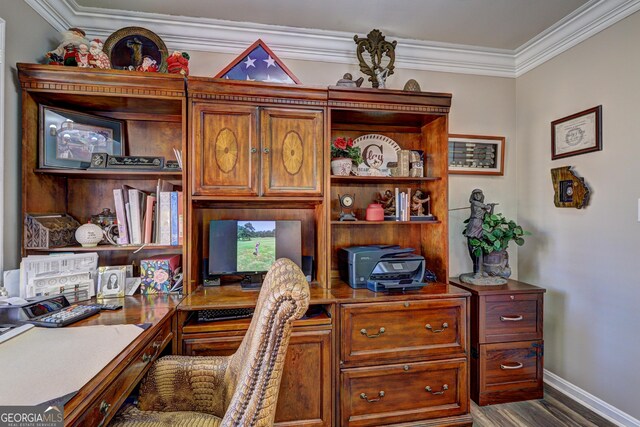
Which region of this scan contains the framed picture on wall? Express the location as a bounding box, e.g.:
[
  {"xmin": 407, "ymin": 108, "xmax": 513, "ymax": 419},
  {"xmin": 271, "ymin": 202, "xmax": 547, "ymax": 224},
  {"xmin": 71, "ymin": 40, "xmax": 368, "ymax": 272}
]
[
  {"xmin": 448, "ymin": 134, "xmax": 505, "ymax": 176},
  {"xmin": 551, "ymin": 105, "xmax": 602, "ymax": 160}
]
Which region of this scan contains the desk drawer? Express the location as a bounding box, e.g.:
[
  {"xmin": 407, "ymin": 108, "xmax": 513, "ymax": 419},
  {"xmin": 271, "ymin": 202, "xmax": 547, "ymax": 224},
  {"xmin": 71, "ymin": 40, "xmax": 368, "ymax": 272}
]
[
  {"xmin": 479, "ymin": 340, "xmax": 543, "ymax": 402},
  {"xmin": 72, "ymin": 322, "xmax": 172, "ymax": 427},
  {"xmin": 341, "ymin": 299, "xmax": 466, "ymax": 366},
  {"xmin": 341, "ymin": 358, "xmax": 468, "ymax": 427},
  {"xmin": 482, "ymin": 293, "xmax": 542, "ymax": 343}
]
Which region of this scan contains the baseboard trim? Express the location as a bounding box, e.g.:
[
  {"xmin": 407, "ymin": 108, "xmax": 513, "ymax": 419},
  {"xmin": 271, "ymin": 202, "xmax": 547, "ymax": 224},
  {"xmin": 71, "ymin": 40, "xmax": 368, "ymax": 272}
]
[{"xmin": 544, "ymin": 369, "xmax": 640, "ymax": 427}]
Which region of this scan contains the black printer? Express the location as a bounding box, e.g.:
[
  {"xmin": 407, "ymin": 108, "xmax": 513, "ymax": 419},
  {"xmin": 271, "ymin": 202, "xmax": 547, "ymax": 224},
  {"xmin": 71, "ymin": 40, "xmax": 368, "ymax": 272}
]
[{"xmin": 338, "ymin": 245, "xmax": 429, "ymax": 292}]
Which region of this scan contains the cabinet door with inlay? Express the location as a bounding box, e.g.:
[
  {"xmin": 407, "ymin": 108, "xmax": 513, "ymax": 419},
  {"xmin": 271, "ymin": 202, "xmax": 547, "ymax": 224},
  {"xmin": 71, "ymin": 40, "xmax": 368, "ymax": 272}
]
[
  {"xmin": 260, "ymin": 108, "xmax": 323, "ymax": 197},
  {"xmin": 192, "ymin": 103, "xmax": 259, "ymax": 196}
]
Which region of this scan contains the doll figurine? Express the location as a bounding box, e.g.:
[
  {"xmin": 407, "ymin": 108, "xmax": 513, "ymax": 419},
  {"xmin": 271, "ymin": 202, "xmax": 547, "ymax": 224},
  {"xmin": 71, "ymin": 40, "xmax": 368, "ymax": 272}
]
[
  {"xmin": 88, "ymin": 39, "xmax": 111, "ymax": 69},
  {"xmin": 46, "ymin": 27, "xmax": 88, "ymax": 66},
  {"xmin": 137, "ymin": 56, "xmax": 159, "ymax": 72},
  {"xmin": 167, "ymin": 51, "xmax": 190, "ymax": 75},
  {"xmin": 75, "ymin": 43, "xmax": 91, "ymax": 68}
]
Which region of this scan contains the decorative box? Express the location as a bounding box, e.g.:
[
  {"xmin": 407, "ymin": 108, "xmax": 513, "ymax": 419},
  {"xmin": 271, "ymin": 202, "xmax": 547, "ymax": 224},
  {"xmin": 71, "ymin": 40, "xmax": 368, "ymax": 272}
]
[
  {"xmin": 24, "ymin": 213, "xmax": 80, "ymax": 249},
  {"xmin": 140, "ymin": 254, "xmax": 181, "ymax": 294}
]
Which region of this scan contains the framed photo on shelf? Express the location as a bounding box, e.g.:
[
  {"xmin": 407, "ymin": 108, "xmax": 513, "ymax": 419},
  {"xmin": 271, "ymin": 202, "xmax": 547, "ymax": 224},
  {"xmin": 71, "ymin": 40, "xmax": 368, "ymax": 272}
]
[
  {"xmin": 97, "ymin": 265, "xmax": 128, "ymax": 298},
  {"xmin": 551, "ymin": 105, "xmax": 602, "ymax": 160},
  {"xmin": 448, "ymin": 134, "xmax": 505, "ymax": 176},
  {"xmin": 39, "ymin": 106, "xmax": 125, "ymax": 170}
]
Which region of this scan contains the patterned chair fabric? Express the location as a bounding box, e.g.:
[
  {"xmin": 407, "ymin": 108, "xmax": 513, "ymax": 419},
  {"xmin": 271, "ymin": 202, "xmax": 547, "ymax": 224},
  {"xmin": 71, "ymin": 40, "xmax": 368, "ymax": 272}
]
[{"xmin": 110, "ymin": 258, "xmax": 310, "ymax": 427}]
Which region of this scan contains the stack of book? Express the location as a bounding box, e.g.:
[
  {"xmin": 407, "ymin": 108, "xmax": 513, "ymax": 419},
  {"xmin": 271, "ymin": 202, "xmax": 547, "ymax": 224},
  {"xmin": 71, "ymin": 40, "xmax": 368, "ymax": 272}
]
[{"xmin": 113, "ymin": 179, "xmax": 183, "ymax": 246}]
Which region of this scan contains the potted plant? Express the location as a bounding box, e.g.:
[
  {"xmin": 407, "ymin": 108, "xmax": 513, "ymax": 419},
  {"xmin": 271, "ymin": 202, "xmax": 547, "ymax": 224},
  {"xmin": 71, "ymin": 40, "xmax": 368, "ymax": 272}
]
[
  {"xmin": 465, "ymin": 212, "xmax": 530, "ymax": 278},
  {"xmin": 330, "ymin": 137, "xmax": 363, "ymax": 176}
]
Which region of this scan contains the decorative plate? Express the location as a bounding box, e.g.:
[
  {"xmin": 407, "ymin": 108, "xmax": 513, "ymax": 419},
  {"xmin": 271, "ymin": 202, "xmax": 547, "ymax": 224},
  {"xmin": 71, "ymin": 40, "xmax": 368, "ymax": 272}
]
[
  {"xmin": 352, "ymin": 134, "xmax": 401, "ymax": 176},
  {"xmin": 104, "ymin": 26, "xmax": 168, "ymax": 72}
]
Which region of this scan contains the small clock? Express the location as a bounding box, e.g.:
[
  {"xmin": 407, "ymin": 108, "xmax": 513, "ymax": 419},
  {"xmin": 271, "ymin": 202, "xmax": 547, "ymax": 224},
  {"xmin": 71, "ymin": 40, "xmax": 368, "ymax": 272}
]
[{"xmin": 339, "ymin": 194, "xmax": 357, "ymax": 221}]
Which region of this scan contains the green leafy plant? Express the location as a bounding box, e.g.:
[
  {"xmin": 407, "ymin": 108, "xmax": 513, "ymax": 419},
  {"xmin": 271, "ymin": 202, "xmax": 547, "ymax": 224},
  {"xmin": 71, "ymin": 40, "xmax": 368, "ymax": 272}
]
[
  {"xmin": 330, "ymin": 137, "xmax": 363, "ymax": 166},
  {"xmin": 464, "ymin": 213, "xmax": 530, "ymax": 258}
]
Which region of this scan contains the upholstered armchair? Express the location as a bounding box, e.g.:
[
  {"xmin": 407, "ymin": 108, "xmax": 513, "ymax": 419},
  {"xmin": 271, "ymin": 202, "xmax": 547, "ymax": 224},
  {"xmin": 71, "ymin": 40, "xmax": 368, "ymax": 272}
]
[{"xmin": 111, "ymin": 258, "xmax": 310, "ymax": 427}]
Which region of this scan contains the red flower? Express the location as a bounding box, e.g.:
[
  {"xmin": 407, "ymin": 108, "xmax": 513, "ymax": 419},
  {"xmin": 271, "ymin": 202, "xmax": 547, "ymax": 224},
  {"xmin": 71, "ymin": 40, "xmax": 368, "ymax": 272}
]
[
  {"xmin": 333, "ymin": 137, "xmax": 347, "ymax": 150},
  {"xmin": 346, "ymin": 138, "xmax": 354, "ymax": 147}
]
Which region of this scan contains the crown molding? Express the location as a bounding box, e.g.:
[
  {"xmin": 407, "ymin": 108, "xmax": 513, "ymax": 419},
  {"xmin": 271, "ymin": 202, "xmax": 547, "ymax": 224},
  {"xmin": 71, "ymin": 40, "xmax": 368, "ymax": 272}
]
[
  {"xmin": 515, "ymin": 0, "xmax": 640, "ymax": 76},
  {"xmin": 25, "ymin": 0, "xmax": 640, "ymax": 79}
]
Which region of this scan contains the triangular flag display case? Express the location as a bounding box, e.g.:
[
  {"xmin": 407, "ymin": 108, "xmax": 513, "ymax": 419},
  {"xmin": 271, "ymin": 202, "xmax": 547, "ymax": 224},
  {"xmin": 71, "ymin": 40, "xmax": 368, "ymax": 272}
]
[{"xmin": 214, "ymin": 39, "xmax": 300, "ymax": 84}]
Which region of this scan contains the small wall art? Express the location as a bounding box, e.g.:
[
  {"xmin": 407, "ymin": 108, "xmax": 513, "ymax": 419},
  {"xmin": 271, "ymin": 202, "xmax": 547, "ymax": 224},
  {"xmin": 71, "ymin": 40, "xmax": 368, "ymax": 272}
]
[
  {"xmin": 215, "ymin": 39, "xmax": 300, "ymax": 84},
  {"xmin": 448, "ymin": 134, "xmax": 505, "ymax": 176},
  {"xmin": 551, "ymin": 166, "xmax": 590, "ymax": 209},
  {"xmin": 551, "ymin": 105, "xmax": 602, "ymax": 160}
]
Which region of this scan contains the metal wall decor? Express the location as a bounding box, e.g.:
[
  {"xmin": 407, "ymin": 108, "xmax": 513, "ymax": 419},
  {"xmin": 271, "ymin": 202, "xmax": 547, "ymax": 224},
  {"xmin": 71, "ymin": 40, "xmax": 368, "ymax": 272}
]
[{"xmin": 354, "ymin": 29, "xmax": 397, "ymax": 88}]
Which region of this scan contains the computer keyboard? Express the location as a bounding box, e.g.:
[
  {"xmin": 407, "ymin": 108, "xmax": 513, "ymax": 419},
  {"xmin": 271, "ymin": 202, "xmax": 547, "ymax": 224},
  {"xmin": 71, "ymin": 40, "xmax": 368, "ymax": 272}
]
[
  {"xmin": 197, "ymin": 307, "xmax": 254, "ymax": 322},
  {"xmin": 27, "ymin": 304, "xmax": 102, "ymax": 328}
]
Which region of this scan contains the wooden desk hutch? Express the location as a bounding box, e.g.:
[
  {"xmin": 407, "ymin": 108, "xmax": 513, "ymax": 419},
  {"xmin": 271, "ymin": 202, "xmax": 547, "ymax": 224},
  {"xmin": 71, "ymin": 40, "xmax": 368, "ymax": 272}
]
[{"xmin": 18, "ymin": 64, "xmax": 472, "ymax": 427}]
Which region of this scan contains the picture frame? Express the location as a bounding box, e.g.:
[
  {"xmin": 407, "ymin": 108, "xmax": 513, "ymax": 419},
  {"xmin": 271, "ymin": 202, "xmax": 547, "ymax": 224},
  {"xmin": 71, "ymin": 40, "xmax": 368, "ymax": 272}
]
[
  {"xmin": 40, "ymin": 106, "xmax": 125, "ymax": 170},
  {"xmin": 104, "ymin": 26, "xmax": 168, "ymax": 72},
  {"xmin": 97, "ymin": 265, "xmax": 128, "ymax": 299},
  {"xmin": 448, "ymin": 134, "xmax": 505, "ymax": 176},
  {"xmin": 551, "ymin": 105, "xmax": 602, "ymax": 160}
]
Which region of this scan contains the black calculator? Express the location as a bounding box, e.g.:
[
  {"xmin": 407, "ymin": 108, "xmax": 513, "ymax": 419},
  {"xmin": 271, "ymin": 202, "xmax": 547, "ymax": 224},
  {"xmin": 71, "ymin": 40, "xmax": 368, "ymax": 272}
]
[{"xmin": 22, "ymin": 296, "xmax": 102, "ymax": 328}]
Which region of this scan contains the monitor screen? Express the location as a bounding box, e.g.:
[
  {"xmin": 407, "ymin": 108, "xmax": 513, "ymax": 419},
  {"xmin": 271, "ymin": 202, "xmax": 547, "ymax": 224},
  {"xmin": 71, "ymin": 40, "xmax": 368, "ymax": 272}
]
[{"xmin": 208, "ymin": 220, "xmax": 301, "ymax": 276}]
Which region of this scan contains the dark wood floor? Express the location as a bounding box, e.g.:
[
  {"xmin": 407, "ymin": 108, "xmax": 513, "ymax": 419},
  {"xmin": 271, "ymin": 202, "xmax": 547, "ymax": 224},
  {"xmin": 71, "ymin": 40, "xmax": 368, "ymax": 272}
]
[{"xmin": 471, "ymin": 385, "xmax": 617, "ymax": 427}]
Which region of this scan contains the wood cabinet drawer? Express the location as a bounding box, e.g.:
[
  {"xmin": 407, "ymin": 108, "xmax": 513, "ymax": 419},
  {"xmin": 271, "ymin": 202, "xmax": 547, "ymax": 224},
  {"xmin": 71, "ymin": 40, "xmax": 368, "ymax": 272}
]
[
  {"xmin": 341, "ymin": 358, "xmax": 468, "ymax": 427},
  {"xmin": 72, "ymin": 321, "xmax": 173, "ymax": 426},
  {"xmin": 479, "ymin": 340, "xmax": 543, "ymax": 403},
  {"xmin": 183, "ymin": 329, "xmax": 332, "ymax": 427},
  {"xmin": 341, "ymin": 299, "xmax": 467, "ymax": 366},
  {"xmin": 482, "ymin": 293, "xmax": 542, "ymax": 343}
]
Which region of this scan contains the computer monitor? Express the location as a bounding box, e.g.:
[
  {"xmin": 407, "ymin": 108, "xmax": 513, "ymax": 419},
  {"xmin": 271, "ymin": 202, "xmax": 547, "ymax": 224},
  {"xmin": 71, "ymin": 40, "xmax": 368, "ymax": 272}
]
[{"xmin": 208, "ymin": 220, "xmax": 302, "ymax": 283}]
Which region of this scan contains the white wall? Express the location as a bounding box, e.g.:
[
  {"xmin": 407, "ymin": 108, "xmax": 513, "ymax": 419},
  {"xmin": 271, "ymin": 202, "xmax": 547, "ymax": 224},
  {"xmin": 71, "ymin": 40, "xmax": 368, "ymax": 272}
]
[
  {"xmin": 189, "ymin": 53, "xmax": 517, "ymax": 279},
  {"xmin": 516, "ymin": 10, "xmax": 640, "ymax": 420},
  {"xmin": 2, "ymin": 2, "xmax": 58, "ymax": 270}
]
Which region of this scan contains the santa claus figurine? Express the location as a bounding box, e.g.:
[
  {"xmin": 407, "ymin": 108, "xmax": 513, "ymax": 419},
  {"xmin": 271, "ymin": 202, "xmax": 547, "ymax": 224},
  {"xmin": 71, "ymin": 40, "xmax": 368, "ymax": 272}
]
[
  {"xmin": 88, "ymin": 39, "xmax": 111, "ymax": 69},
  {"xmin": 75, "ymin": 43, "xmax": 91, "ymax": 67},
  {"xmin": 46, "ymin": 27, "xmax": 88, "ymax": 66},
  {"xmin": 137, "ymin": 56, "xmax": 159, "ymax": 72},
  {"xmin": 167, "ymin": 51, "xmax": 190, "ymax": 76}
]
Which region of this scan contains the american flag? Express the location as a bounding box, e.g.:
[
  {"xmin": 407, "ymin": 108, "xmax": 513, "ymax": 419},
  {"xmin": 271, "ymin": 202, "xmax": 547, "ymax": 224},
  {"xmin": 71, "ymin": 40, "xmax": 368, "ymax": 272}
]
[{"xmin": 216, "ymin": 40, "xmax": 299, "ymax": 84}]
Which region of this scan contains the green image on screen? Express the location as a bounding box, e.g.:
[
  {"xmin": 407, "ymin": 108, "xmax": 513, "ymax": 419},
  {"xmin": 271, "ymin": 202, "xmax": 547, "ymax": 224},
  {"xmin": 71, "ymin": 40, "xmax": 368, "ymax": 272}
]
[{"xmin": 237, "ymin": 221, "xmax": 276, "ymax": 272}]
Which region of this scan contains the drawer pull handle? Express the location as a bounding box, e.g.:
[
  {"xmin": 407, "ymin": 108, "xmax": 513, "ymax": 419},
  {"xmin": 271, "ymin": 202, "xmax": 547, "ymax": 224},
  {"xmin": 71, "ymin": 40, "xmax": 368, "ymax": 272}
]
[
  {"xmin": 251, "ymin": 147, "xmax": 257, "ymax": 153},
  {"xmin": 96, "ymin": 400, "xmax": 111, "ymax": 427},
  {"xmin": 263, "ymin": 148, "xmax": 270, "ymax": 154},
  {"xmin": 142, "ymin": 353, "xmax": 152, "ymax": 363},
  {"xmin": 425, "ymin": 322, "xmax": 448, "ymax": 333},
  {"xmin": 500, "ymin": 362, "xmax": 524, "ymax": 370},
  {"xmin": 425, "ymin": 384, "xmax": 449, "ymax": 395},
  {"xmin": 500, "ymin": 315, "xmax": 523, "ymax": 321},
  {"xmin": 360, "ymin": 391, "xmax": 385, "ymax": 402},
  {"xmin": 360, "ymin": 327, "xmax": 385, "ymax": 338}
]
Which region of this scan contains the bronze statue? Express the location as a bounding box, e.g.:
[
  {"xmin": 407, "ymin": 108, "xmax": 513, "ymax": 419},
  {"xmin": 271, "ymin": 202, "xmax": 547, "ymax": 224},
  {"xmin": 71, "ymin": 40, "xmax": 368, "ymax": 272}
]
[
  {"xmin": 377, "ymin": 190, "xmax": 395, "ymax": 216},
  {"xmin": 463, "ymin": 189, "xmax": 496, "ymax": 276},
  {"xmin": 410, "ymin": 190, "xmax": 430, "ymax": 216}
]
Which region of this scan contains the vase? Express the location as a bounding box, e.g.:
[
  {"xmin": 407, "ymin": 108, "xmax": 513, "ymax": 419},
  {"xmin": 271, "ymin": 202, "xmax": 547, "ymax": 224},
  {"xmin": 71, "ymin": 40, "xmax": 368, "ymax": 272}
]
[
  {"xmin": 75, "ymin": 223, "xmax": 104, "ymax": 247},
  {"xmin": 331, "ymin": 158, "xmax": 352, "ymax": 176},
  {"xmin": 365, "ymin": 203, "xmax": 384, "ymax": 221},
  {"xmin": 482, "ymin": 250, "xmax": 511, "ymax": 278}
]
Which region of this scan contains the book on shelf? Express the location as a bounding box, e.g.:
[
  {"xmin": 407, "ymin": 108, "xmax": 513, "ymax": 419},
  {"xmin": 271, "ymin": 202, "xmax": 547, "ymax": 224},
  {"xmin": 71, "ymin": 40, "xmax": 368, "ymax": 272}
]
[
  {"xmin": 143, "ymin": 195, "xmax": 156, "ymax": 244},
  {"xmin": 113, "ymin": 188, "xmax": 129, "ymax": 245},
  {"xmin": 177, "ymin": 191, "xmax": 184, "ymax": 246},
  {"xmin": 158, "ymin": 191, "xmax": 172, "ymax": 245},
  {"xmin": 170, "ymin": 192, "xmax": 179, "ymax": 246}
]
